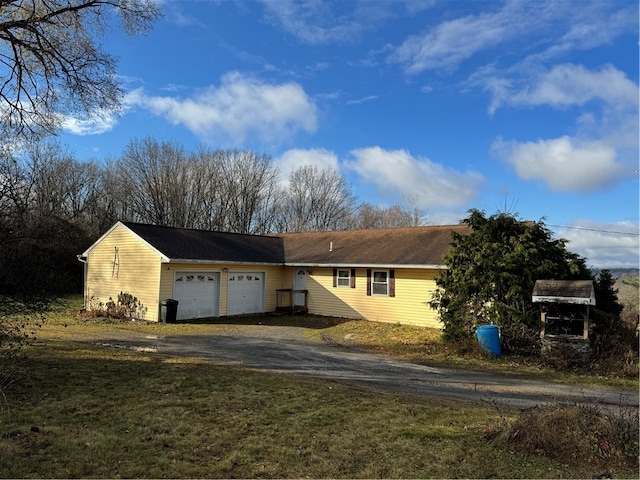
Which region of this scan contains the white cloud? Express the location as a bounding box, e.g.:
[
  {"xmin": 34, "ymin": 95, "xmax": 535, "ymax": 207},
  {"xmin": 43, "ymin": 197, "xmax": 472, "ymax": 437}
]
[
  {"xmin": 346, "ymin": 95, "xmax": 379, "ymax": 105},
  {"xmin": 425, "ymin": 210, "xmax": 466, "ymax": 226},
  {"xmin": 555, "ymin": 220, "xmax": 640, "ymax": 268},
  {"xmin": 388, "ymin": 4, "xmax": 521, "ymax": 74},
  {"xmin": 389, "ymin": 1, "xmax": 638, "ymax": 75},
  {"xmin": 345, "ymin": 146, "xmax": 483, "ymax": 209},
  {"xmin": 260, "ymin": 0, "xmax": 398, "ymax": 45},
  {"xmin": 529, "ymin": 2, "xmax": 638, "ymax": 62},
  {"xmin": 483, "ymin": 63, "xmax": 638, "ymax": 193},
  {"xmin": 61, "ymin": 110, "xmax": 120, "ymax": 135},
  {"xmin": 492, "ymin": 136, "xmax": 627, "ymax": 193},
  {"xmin": 126, "ymin": 72, "xmax": 318, "ymax": 144},
  {"xmin": 260, "ymin": 0, "xmax": 363, "ymax": 45},
  {"xmin": 275, "ymin": 148, "xmax": 339, "ymax": 183},
  {"xmin": 485, "ymin": 63, "xmax": 638, "ymax": 114}
]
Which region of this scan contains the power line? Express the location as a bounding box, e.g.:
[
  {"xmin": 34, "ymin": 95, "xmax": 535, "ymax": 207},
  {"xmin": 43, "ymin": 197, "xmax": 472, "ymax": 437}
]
[{"xmin": 548, "ymin": 224, "xmax": 640, "ymax": 237}]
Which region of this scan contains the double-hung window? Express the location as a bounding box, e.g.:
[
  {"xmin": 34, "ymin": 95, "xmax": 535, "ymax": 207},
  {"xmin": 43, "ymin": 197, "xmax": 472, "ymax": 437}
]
[
  {"xmin": 372, "ymin": 270, "xmax": 389, "ymax": 295},
  {"xmin": 337, "ymin": 269, "xmax": 350, "ymax": 287},
  {"xmin": 333, "ymin": 268, "xmax": 356, "ymax": 288},
  {"xmin": 366, "ymin": 269, "xmax": 395, "ymax": 297}
]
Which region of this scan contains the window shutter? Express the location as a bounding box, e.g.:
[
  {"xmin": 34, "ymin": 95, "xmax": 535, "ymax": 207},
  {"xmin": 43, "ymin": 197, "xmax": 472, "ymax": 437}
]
[
  {"xmin": 350, "ymin": 268, "xmax": 356, "ymax": 288},
  {"xmin": 366, "ymin": 269, "xmax": 371, "ymax": 296},
  {"xmin": 389, "ymin": 269, "xmax": 395, "ymax": 297},
  {"xmin": 333, "ymin": 268, "xmax": 337, "ymax": 288}
]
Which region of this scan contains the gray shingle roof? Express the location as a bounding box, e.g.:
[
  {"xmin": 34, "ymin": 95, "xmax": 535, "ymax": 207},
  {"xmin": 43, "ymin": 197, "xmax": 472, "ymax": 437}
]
[
  {"xmin": 122, "ymin": 222, "xmax": 284, "ymax": 264},
  {"xmin": 281, "ymin": 225, "xmax": 469, "ymax": 266},
  {"xmin": 121, "ymin": 222, "xmax": 466, "ymax": 267}
]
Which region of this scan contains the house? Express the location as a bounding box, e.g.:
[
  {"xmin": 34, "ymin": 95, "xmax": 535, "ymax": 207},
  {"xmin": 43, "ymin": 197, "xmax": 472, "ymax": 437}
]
[{"xmin": 79, "ymin": 221, "xmax": 468, "ymax": 328}]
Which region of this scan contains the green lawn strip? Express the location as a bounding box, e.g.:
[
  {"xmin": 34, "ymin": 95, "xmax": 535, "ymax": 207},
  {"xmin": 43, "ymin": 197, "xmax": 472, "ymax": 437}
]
[
  {"xmin": 305, "ymin": 319, "xmax": 639, "ymax": 390},
  {"xmin": 0, "ymin": 341, "xmax": 615, "ymax": 479}
]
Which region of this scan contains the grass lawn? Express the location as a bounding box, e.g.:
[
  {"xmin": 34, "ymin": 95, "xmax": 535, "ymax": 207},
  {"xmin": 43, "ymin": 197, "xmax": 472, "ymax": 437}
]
[
  {"xmin": 0, "ymin": 296, "xmax": 637, "ymax": 478},
  {"xmin": 43, "ymin": 295, "xmax": 639, "ymax": 390}
]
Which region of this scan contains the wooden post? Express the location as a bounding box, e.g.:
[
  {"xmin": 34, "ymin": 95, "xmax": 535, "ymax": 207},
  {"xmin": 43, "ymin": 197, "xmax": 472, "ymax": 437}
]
[
  {"xmin": 539, "ymin": 306, "xmax": 547, "ymax": 339},
  {"xmin": 582, "ymin": 306, "xmax": 589, "ymax": 340}
]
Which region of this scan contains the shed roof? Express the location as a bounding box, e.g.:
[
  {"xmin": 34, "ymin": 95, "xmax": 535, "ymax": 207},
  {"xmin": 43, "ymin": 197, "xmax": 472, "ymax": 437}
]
[{"xmin": 532, "ymin": 280, "xmax": 596, "ymax": 305}]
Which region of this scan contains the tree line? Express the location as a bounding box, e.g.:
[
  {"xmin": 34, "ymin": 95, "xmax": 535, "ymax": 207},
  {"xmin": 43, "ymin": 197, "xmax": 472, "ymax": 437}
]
[{"xmin": 0, "ymin": 137, "xmax": 423, "ymax": 294}]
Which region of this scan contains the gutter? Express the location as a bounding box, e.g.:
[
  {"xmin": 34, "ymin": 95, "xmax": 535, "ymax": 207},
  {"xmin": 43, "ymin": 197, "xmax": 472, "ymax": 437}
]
[
  {"xmin": 165, "ymin": 259, "xmax": 449, "ymax": 270},
  {"xmin": 165, "ymin": 259, "xmax": 285, "ymax": 266},
  {"xmin": 284, "ymin": 263, "xmax": 449, "ymax": 269}
]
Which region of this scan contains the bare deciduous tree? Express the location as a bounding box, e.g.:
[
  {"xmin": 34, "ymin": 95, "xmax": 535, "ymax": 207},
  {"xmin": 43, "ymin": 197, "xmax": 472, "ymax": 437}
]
[
  {"xmin": 21, "ymin": 140, "xmax": 99, "ymax": 223},
  {"xmin": 283, "ymin": 165, "xmax": 357, "ymax": 232},
  {"xmin": 116, "ymin": 139, "xmax": 282, "ymax": 234},
  {"xmin": 0, "ymin": 139, "xmax": 95, "ymax": 294},
  {"xmin": 0, "ymin": 0, "xmax": 161, "ymax": 141},
  {"xmin": 118, "ymin": 137, "xmax": 194, "ymax": 228},
  {"xmin": 188, "ymin": 146, "xmax": 226, "ymax": 231},
  {"xmin": 351, "ymin": 201, "xmax": 424, "ymax": 229},
  {"xmin": 218, "ymin": 149, "xmax": 281, "ymax": 234}
]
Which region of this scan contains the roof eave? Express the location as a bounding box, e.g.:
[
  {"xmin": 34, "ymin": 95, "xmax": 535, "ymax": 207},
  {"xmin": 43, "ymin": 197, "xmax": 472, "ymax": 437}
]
[
  {"xmin": 164, "ymin": 258, "xmax": 285, "ymax": 266},
  {"xmin": 285, "ymin": 262, "xmax": 448, "ymax": 269},
  {"xmin": 532, "ymin": 295, "xmax": 596, "ymax": 306}
]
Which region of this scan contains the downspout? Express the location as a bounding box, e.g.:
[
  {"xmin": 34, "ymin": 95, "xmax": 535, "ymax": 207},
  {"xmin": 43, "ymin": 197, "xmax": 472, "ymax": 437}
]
[{"xmin": 77, "ymin": 255, "xmax": 88, "ymax": 310}]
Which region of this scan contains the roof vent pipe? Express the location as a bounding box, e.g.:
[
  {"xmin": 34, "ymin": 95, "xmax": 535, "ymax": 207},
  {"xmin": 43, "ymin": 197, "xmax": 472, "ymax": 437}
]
[{"xmin": 329, "ymin": 241, "xmax": 333, "ymax": 252}]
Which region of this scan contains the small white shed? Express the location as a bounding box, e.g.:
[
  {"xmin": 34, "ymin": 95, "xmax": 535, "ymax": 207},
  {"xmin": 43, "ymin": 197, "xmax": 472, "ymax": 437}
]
[{"xmin": 532, "ymin": 279, "xmax": 595, "ymax": 341}]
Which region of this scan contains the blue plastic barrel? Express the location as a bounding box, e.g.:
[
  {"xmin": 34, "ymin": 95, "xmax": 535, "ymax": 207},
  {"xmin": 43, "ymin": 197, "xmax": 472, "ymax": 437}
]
[{"xmin": 476, "ymin": 324, "xmax": 502, "ymax": 357}]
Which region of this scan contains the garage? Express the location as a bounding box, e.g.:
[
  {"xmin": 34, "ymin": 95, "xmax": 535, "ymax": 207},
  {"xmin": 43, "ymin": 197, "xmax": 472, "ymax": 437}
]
[
  {"xmin": 227, "ymin": 272, "xmax": 265, "ymax": 315},
  {"xmin": 173, "ymin": 272, "xmax": 220, "ymax": 320}
]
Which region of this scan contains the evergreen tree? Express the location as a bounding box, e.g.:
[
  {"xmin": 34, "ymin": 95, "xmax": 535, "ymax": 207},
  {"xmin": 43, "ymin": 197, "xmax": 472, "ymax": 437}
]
[
  {"xmin": 430, "ymin": 209, "xmax": 592, "ymax": 352},
  {"xmin": 591, "ymin": 270, "xmax": 627, "ymax": 358},
  {"xmin": 594, "ymin": 270, "xmax": 623, "ymax": 321}
]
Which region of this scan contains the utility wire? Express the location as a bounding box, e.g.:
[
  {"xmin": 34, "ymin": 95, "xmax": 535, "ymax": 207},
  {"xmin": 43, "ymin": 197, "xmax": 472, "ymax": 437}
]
[{"xmin": 548, "ymin": 224, "xmax": 640, "ymax": 237}]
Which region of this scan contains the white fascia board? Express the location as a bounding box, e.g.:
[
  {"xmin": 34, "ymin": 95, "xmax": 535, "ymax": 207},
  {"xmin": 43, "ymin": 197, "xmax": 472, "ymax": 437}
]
[
  {"xmin": 532, "ymin": 295, "xmax": 596, "ymax": 306},
  {"xmin": 81, "ymin": 221, "xmax": 122, "ymax": 257},
  {"xmin": 284, "ymin": 262, "xmax": 448, "ymax": 269},
  {"xmin": 165, "ymin": 259, "xmax": 285, "ymax": 266},
  {"xmin": 82, "ymin": 221, "xmax": 170, "ymax": 262}
]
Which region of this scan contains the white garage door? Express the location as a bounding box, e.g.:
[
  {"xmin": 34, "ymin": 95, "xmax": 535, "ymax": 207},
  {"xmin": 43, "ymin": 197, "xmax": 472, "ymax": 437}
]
[
  {"xmin": 173, "ymin": 272, "xmax": 220, "ymax": 320},
  {"xmin": 227, "ymin": 272, "xmax": 265, "ymax": 316}
]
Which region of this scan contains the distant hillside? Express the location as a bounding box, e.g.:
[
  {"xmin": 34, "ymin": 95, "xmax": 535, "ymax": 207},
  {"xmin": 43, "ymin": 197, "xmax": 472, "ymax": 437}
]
[{"xmin": 591, "ymin": 268, "xmax": 639, "ymax": 281}]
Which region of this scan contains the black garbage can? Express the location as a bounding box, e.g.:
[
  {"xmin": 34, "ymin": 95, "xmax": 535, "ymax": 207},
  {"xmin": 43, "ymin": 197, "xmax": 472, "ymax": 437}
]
[{"xmin": 160, "ymin": 299, "xmax": 179, "ymax": 323}]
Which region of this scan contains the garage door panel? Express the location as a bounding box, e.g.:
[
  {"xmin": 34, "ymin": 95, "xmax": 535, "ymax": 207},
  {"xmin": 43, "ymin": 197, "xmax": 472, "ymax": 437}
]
[
  {"xmin": 227, "ymin": 272, "xmax": 264, "ymax": 315},
  {"xmin": 173, "ymin": 272, "xmax": 219, "ymax": 320}
]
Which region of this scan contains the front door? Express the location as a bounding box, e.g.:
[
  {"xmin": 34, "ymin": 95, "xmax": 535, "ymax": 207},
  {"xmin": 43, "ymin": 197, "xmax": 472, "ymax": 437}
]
[{"xmin": 293, "ymin": 269, "xmax": 306, "ymax": 306}]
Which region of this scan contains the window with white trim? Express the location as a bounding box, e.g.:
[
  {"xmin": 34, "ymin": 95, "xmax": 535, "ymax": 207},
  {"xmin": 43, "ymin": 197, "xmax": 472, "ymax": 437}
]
[
  {"xmin": 372, "ymin": 270, "xmax": 388, "ymax": 295},
  {"xmin": 337, "ymin": 269, "xmax": 350, "ymax": 287}
]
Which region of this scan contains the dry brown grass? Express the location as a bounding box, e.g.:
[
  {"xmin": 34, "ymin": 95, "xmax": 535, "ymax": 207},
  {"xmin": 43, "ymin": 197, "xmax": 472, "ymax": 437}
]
[
  {"xmin": 0, "ymin": 341, "xmax": 606, "ymax": 479},
  {"xmin": 1, "ymin": 296, "xmax": 638, "ymax": 478},
  {"xmin": 494, "ymin": 403, "xmax": 639, "ymax": 475}
]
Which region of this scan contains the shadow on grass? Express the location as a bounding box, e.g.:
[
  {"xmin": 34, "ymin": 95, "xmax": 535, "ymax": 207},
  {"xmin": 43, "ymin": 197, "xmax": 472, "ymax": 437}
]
[
  {"xmin": 176, "ymin": 313, "xmax": 352, "ymax": 329},
  {"xmin": 2, "ymin": 341, "xmax": 618, "ymax": 480}
]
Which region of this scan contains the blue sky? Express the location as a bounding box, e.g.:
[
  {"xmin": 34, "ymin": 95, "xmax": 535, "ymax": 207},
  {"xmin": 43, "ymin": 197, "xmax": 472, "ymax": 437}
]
[{"xmin": 59, "ymin": 0, "xmax": 639, "ymax": 268}]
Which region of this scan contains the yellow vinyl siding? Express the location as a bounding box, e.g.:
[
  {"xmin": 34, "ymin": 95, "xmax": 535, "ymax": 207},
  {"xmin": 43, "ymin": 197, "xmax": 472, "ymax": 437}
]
[
  {"xmin": 160, "ymin": 263, "xmax": 285, "ymax": 316},
  {"xmin": 85, "ymin": 222, "xmax": 444, "ymax": 326},
  {"xmin": 305, "ymin": 267, "xmax": 442, "ymax": 328},
  {"xmin": 85, "ymin": 224, "xmax": 162, "ymax": 321}
]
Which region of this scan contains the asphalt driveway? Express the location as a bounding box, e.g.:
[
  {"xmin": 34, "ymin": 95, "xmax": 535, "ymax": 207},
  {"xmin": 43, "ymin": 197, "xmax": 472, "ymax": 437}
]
[{"xmin": 89, "ymin": 324, "xmax": 638, "ymax": 410}]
